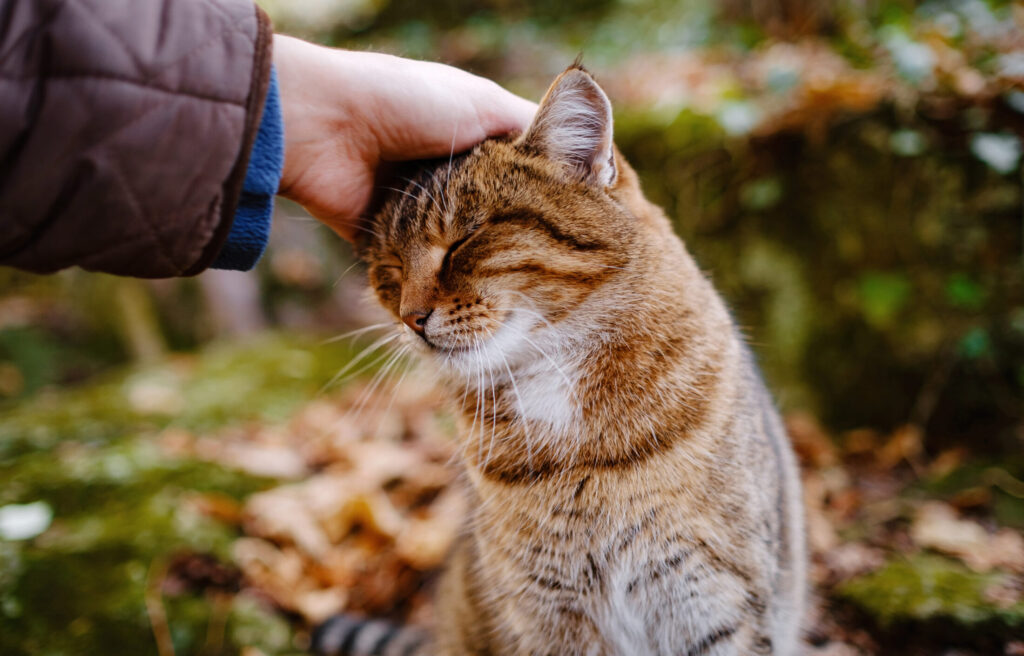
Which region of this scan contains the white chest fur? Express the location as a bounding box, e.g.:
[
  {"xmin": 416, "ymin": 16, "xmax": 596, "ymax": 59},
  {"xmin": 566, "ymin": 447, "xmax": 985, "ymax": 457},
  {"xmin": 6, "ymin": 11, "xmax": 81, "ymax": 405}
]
[{"xmin": 510, "ymin": 357, "xmax": 578, "ymax": 432}]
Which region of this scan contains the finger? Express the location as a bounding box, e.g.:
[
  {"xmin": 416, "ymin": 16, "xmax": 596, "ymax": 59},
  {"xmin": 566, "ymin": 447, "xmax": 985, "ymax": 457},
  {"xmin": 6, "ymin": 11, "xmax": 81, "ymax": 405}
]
[
  {"xmin": 373, "ymin": 60, "xmax": 536, "ymax": 161},
  {"xmin": 475, "ymin": 83, "xmax": 537, "ymax": 138}
]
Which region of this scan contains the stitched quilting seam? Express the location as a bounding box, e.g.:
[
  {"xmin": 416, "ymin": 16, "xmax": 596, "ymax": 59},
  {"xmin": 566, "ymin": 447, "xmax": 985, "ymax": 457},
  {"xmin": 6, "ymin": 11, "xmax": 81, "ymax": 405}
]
[
  {"xmin": 39, "ymin": 77, "xmax": 234, "ymax": 274},
  {"xmin": 0, "ymin": 0, "xmax": 67, "ymax": 65},
  {"xmin": 3, "ymin": 1, "xmax": 257, "ymax": 273},
  {"xmin": 184, "ymin": 4, "xmax": 272, "ymax": 275},
  {"xmin": 76, "ymin": 0, "xmax": 145, "ymax": 80},
  {"xmin": 104, "ymin": 140, "xmax": 180, "ymax": 274},
  {"xmin": 73, "ymin": 0, "xmax": 252, "ymax": 93},
  {"xmin": 138, "ymin": 9, "xmax": 255, "ymax": 94},
  {"xmin": 0, "ymin": 15, "xmax": 255, "ymax": 104},
  {"xmin": 139, "ymin": 6, "xmax": 257, "ymax": 272},
  {"xmin": 0, "ymin": 71, "xmax": 247, "ymax": 106}
]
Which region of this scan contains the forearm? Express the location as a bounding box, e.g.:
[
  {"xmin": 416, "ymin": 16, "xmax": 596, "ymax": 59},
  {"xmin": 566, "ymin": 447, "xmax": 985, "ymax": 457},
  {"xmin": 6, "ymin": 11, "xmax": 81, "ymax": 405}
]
[
  {"xmin": 0, "ymin": 4, "xmax": 535, "ymax": 277},
  {"xmin": 0, "ymin": 0, "xmax": 273, "ymax": 278}
]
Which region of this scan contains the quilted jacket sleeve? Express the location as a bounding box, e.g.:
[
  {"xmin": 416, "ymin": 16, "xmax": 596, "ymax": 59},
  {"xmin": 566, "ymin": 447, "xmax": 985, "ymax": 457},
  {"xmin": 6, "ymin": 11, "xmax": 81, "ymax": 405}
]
[{"xmin": 0, "ymin": 0, "xmax": 275, "ymax": 278}]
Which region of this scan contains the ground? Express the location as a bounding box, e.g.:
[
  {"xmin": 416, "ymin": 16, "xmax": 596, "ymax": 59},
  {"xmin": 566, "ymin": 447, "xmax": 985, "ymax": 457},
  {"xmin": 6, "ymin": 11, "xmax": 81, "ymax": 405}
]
[{"xmin": 1, "ymin": 335, "xmax": 1021, "ymax": 655}]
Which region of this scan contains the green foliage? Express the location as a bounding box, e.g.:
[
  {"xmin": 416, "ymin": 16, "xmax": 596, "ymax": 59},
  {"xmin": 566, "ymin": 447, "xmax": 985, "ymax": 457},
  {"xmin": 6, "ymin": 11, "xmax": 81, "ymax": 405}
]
[
  {"xmin": 838, "ymin": 554, "xmax": 1024, "ymax": 629},
  {"xmin": 619, "ymin": 107, "xmax": 1023, "ymax": 445},
  {"xmin": 914, "ymin": 457, "xmax": 1024, "ymax": 529},
  {"xmin": 857, "ymin": 272, "xmax": 912, "ymax": 328},
  {"xmin": 0, "ymin": 442, "xmax": 274, "ymax": 655},
  {"xmin": 0, "ymin": 334, "xmax": 382, "ymax": 656},
  {"xmin": 0, "ymin": 334, "xmax": 368, "ymax": 460}
]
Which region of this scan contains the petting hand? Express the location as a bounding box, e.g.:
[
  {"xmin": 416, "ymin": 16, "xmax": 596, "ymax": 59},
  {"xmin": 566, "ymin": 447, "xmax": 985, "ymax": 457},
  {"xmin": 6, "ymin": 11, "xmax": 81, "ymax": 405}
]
[{"xmin": 273, "ymin": 35, "xmax": 537, "ymax": 241}]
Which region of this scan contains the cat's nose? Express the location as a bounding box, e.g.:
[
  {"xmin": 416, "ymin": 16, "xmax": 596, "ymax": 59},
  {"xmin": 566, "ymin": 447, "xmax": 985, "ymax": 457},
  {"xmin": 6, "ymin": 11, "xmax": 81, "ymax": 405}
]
[{"xmin": 402, "ymin": 309, "xmax": 432, "ymax": 335}]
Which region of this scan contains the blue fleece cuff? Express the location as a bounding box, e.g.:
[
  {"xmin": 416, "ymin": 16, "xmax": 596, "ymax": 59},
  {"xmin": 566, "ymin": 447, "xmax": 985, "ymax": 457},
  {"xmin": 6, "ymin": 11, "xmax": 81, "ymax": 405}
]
[{"xmin": 212, "ymin": 66, "xmax": 284, "ymax": 271}]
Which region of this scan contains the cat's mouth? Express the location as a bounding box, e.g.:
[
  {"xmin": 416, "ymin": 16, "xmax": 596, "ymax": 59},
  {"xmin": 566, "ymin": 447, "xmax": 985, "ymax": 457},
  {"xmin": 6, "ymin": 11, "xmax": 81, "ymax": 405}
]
[
  {"xmin": 418, "ymin": 312, "xmax": 539, "ymax": 375},
  {"xmin": 421, "ymin": 337, "xmax": 475, "ymax": 355},
  {"xmin": 405, "ymin": 325, "xmax": 468, "ymax": 353},
  {"xmin": 416, "ymin": 326, "xmax": 503, "ymax": 362},
  {"xmin": 418, "ymin": 321, "xmax": 506, "ymax": 355}
]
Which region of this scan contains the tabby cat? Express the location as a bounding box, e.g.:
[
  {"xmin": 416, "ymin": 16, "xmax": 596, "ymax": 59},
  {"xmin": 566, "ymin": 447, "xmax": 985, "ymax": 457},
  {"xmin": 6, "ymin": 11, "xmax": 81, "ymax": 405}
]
[{"xmin": 314, "ymin": 64, "xmax": 806, "ymax": 656}]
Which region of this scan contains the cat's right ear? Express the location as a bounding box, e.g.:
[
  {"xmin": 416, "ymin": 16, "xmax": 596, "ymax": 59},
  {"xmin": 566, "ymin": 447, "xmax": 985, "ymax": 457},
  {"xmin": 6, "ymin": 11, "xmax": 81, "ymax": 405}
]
[{"xmin": 519, "ymin": 65, "xmax": 617, "ymax": 187}]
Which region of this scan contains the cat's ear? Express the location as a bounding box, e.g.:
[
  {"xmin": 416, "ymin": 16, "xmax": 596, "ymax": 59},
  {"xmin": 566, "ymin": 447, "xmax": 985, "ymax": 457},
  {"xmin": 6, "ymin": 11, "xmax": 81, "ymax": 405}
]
[{"xmin": 520, "ymin": 64, "xmax": 617, "ymax": 187}]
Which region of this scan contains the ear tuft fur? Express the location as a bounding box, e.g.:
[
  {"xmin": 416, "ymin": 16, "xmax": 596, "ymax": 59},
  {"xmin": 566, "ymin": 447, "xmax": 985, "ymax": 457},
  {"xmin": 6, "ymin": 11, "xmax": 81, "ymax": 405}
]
[{"xmin": 520, "ymin": 65, "xmax": 616, "ymax": 187}]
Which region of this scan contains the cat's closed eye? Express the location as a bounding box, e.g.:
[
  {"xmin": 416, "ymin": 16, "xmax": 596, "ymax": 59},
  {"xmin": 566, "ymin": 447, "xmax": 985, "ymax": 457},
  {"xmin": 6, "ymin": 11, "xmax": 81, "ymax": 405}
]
[
  {"xmin": 441, "ymin": 234, "xmax": 473, "ymax": 270},
  {"xmin": 446, "ymin": 234, "xmax": 471, "ymax": 256}
]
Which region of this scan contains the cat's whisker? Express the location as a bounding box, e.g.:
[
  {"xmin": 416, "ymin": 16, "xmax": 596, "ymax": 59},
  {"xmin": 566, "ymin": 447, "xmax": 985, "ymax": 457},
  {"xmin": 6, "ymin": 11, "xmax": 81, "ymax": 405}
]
[
  {"xmin": 485, "ymin": 361, "xmax": 499, "ymax": 470},
  {"xmin": 382, "ymin": 185, "xmax": 419, "ymax": 202},
  {"xmin": 496, "ymin": 348, "xmax": 533, "ymax": 469},
  {"xmin": 400, "ymin": 176, "xmax": 444, "ymax": 218},
  {"xmin": 473, "ymin": 341, "xmax": 487, "ymax": 463},
  {"xmin": 331, "ymin": 259, "xmax": 365, "ymax": 289},
  {"xmin": 380, "ymin": 183, "xmax": 419, "ymax": 222},
  {"xmin": 464, "ymin": 342, "xmax": 481, "ymax": 451},
  {"xmin": 499, "ymin": 291, "xmax": 555, "ymax": 321},
  {"xmin": 481, "ymin": 351, "xmax": 499, "ymax": 469},
  {"xmin": 487, "ymin": 315, "xmax": 575, "ymax": 394},
  {"xmin": 320, "ymin": 322, "xmax": 394, "ymax": 345},
  {"xmin": 381, "ymin": 185, "xmax": 423, "ymax": 226},
  {"xmin": 447, "ymin": 123, "xmax": 459, "ymax": 168},
  {"xmin": 318, "ymin": 332, "xmax": 401, "ymax": 395},
  {"xmin": 456, "ymin": 353, "xmax": 473, "ymax": 422},
  {"xmin": 350, "ymin": 342, "xmax": 411, "ymax": 423},
  {"xmin": 319, "ymin": 345, "xmax": 395, "ymax": 398},
  {"xmin": 489, "ymin": 305, "xmax": 556, "ymax": 334},
  {"xmin": 434, "ymin": 175, "xmax": 453, "ymax": 228},
  {"xmin": 378, "ymin": 354, "xmax": 416, "ymax": 426},
  {"xmin": 356, "ymin": 339, "xmax": 409, "ymax": 401},
  {"xmin": 348, "ymin": 223, "xmax": 386, "ymax": 241},
  {"xmin": 443, "ymin": 123, "xmax": 459, "ymax": 217}
]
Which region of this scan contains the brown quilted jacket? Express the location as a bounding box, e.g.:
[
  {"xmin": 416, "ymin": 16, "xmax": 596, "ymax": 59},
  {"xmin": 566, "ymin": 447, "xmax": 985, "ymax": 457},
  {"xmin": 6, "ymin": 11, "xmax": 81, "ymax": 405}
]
[{"xmin": 0, "ymin": 0, "xmax": 273, "ymax": 277}]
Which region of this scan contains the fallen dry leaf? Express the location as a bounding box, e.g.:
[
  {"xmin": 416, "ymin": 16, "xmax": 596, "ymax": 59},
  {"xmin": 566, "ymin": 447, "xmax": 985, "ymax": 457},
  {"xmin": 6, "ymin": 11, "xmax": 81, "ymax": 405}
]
[
  {"xmin": 154, "ymin": 352, "xmax": 1024, "ymax": 653},
  {"xmin": 787, "ymin": 412, "xmax": 838, "ymax": 468},
  {"xmin": 161, "ymin": 371, "xmax": 462, "ymax": 624},
  {"xmin": 911, "ymin": 501, "xmax": 1024, "ymax": 573}
]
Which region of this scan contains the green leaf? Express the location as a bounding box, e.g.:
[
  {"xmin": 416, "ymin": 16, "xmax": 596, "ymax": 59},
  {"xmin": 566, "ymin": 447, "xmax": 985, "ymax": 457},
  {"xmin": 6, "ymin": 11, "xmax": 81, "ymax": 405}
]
[
  {"xmin": 945, "ymin": 273, "xmax": 986, "ymax": 310},
  {"xmin": 858, "ymin": 272, "xmax": 912, "ymax": 327}
]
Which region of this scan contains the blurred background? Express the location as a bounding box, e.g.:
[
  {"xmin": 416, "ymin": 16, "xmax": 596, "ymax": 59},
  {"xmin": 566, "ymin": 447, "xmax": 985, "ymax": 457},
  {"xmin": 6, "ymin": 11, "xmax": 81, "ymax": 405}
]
[{"xmin": 1, "ymin": 0, "xmax": 1023, "ymax": 654}]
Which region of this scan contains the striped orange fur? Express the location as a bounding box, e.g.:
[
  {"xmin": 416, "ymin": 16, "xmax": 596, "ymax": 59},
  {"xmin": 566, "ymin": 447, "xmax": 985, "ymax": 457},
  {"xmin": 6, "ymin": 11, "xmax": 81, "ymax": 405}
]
[{"xmin": 323, "ymin": 64, "xmax": 807, "ymax": 656}]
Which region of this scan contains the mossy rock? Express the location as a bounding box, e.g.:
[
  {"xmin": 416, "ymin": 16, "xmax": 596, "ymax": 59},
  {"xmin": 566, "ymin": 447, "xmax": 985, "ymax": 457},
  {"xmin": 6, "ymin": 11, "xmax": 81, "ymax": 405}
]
[{"xmin": 837, "ymin": 554, "xmax": 1024, "ymax": 645}]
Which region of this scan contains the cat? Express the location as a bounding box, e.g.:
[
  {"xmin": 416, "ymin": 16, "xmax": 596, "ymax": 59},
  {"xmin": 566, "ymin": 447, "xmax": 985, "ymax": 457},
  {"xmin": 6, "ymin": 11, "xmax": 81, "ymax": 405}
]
[{"xmin": 314, "ymin": 63, "xmax": 807, "ymax": 656}]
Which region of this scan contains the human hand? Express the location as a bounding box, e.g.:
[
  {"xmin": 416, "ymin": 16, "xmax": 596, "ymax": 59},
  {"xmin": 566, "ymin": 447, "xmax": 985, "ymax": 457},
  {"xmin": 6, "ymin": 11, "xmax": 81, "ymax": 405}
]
[{"xmin": 273, "ymin": 35, "xmax": 537, "ymax": 241}]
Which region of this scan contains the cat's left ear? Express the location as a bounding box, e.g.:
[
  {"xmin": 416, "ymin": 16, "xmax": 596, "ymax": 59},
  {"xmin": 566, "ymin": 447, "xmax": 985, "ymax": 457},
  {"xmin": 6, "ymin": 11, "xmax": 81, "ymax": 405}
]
[{"xmin": 520, "ymin": 64, "xmax": 616, "ymax": 187}]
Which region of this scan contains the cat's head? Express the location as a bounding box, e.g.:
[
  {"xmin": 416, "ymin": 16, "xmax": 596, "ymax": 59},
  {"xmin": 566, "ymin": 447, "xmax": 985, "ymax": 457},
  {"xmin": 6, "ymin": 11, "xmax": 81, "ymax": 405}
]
[{"xmin": 358, "ymin": 65, "xmax": 671, "ymax": 378}]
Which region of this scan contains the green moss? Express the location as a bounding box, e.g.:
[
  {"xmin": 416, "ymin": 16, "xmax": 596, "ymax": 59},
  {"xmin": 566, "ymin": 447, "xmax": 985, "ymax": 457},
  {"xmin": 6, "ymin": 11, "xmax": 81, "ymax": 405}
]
[
  {"xmin": 0, "ymin": 333, "xmax": 384, "ymax": 655},
  {"xmin": 0, "ymin": 333, "xmax": 374, "ymax": 461},
  {"xmin": 0, "ymin": 442, "xmax": 271, "ymax": 656},
  {"xmin": 837, "ymin": 554, "xmax": 1024, "ymax": 628},
  {"xmin": 912, "ymin": 457, "xmax": 1024, "ymax": 529}
]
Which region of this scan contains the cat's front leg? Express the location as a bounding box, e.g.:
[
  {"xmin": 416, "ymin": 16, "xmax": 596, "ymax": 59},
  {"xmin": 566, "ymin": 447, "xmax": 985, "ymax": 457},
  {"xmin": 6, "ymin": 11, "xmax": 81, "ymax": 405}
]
[{"xmin": 677, "ymin": 594, "xmax": 777, "ymax": 656}]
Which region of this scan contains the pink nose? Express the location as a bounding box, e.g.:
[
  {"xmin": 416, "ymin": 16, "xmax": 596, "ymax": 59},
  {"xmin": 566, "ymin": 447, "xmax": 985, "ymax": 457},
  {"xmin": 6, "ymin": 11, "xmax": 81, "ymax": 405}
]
[{"xmin": 402, "ymin": 309, "xmax": 431, "ymax": 335}]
